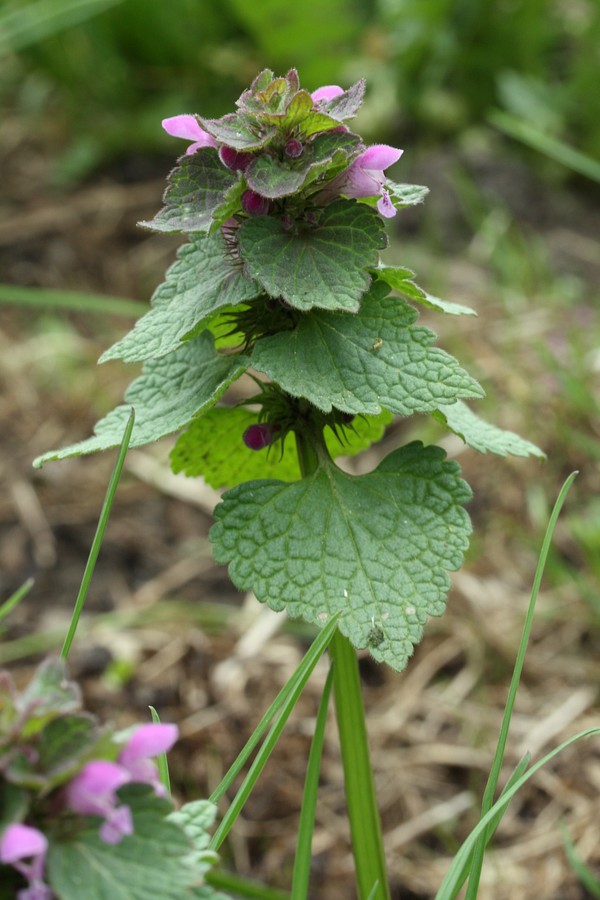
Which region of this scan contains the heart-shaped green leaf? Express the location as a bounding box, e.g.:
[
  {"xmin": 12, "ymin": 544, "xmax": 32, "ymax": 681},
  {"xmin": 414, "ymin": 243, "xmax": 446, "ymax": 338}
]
[
  {"xmin": 239, "ymin": 200, "xmax": 386, "ymax": 311},
  {"xmin": 251, "ymin": 282, "xmax": 484, "ymax": 414},
  {"xmin": 210, "ymin": 442, "xmax": 472, "ymax": 671}
]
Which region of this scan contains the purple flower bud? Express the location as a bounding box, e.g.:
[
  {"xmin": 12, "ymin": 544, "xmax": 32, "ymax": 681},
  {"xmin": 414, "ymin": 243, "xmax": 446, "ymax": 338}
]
[
  {"xmin": 243, "ymin": 424, "xmax": 278, "ymax": 450},
  {"xmin": 241, "ymin": 190, "xmax": 270, "ymax": 216},
  {"xmin": 284, "ymin": 139, "xmax": 303, "ymax": 158},
  {"xmin": 219, "ymin": 146, "xmax": 254, "ymax": 171}
]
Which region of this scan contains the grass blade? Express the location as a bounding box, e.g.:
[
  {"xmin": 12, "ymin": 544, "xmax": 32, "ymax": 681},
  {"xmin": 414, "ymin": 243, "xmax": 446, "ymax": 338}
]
[
  {"xmin": 458, "ymin": 471, "xmax": 577, "ymax": 898},
  {"xmin": 436, "ymin": 727, "xmax": 600, "ymax": 900},
  {"xmin": 0, "ymin": 578, "xmax": 34, "ymax": 625},
  {"xmin": 209, "ymin": 615, "xmax": 339, "ymax": 852},
  {"xmin": 209, "ymin": 614, "xmax": 339, "ymax": 805},
  {"xmin": 561, "ymin": 822, "xmax": 600, "ymax": 898},
  {"xmin": 489, "ymin": 111, "xmax": 600, "ymax": 183},
  {"xmin": 0, "ymin": 284, "xmax": 147, "ymax": 317},
  {"xmin": 291, "ymin": 662, "xmax": 334, "ymax": 899},
  {"xmin": 60, "ymin": 408, "xmax": 135, "ymax": 659}
]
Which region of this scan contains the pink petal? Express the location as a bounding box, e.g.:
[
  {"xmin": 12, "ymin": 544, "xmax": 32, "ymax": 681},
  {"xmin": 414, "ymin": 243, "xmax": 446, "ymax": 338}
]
[
  {"xmin": 0, "ymin": 825, "xmax": 47, "ymax": 864},
  {"xmin": 119, "ymin": 723, "xmax": 178, "ymax": 766},
  {"xmin": 358, "ymin": 144, "xmax": 403, "ymax": 172},
  {"xmin": 65, "ymin": 761, "xmax": 129, "ymax": 816},
  {"xmin": 311, "ymin": 85, "xmax": 344, "ymax": 103},
  {"xmin": 344, "ymin": 161, "xmax": 382, "ymax": 198},
  {"xmin": 162, "ymin": 115, "xmax": 217, "ymax": 149},
  {"xmin": 377, "ymin": 190, "xmax": 397, "ymax": 218},
  {"xmin": 99, "ymin": 805, "xmax": 134, "ymax": 845}
]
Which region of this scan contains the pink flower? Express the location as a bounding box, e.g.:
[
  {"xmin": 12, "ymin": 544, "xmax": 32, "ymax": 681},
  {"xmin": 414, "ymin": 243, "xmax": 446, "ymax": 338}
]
[
  {"xmin": 0, "ymin": 824, "xmax": 52, "ymax": 900},
  {"xmin": 311, "ymin": 85, "xmax": 344, "ymax": 103},
  {"xmin": 162, "ymin": 115, "xmax": 218, "ymax": 154},
  {"xmin": 65, "ymin": 760, "xmax": 133, "ymax": 845},
  {"xmin": 65, "ymin": 723, "xmax": 178, "ymax": 844},
  {"xmin": 118, "ymin": 723, "xmax": 178, "ymax": 796},
  {"xmin": 338, "ymin": 145, "xmax": 403, "ymax": 218}
]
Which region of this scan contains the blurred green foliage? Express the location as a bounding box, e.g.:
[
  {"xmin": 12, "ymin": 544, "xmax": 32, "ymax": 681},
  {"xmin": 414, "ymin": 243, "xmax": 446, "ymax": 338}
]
[{"xmin": 1, "ymin": 0, "xmax": 598, "ymax": 180}]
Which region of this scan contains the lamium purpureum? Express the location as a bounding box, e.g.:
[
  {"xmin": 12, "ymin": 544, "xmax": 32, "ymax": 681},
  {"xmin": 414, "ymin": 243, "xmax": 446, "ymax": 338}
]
[{"xmin": 35, "ymin": 68, "xmax": 543, "ymax": 673}]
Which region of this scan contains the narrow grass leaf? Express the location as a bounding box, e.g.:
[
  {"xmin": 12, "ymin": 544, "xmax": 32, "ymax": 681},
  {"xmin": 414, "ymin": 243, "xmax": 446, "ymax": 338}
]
[
  {"xmin": 436, "ymin": 727, "xmax": 600, "ymax": 900},
  {"xmin": 561, "ymin": 822, "xmax": 600, "ymax": 898},
  {"xmin": 291, "ymin": 663, "xmax": 334, "ymax": 900},
  {"xmin": 462, "ymin": 472, "xmax": 578, "ymax": 899},
  {"xmin": 209, "ymin": 615, "xmax": 339, "ymax": 851},
  {"xmin": 60, "ymin": 409, "xmax": 134, "ymax": 659},
  {"xmin": 0, "ymin": 578, "xmax": 34, "ymax": 624},
  {"xmin": 0, "ymin": 284, "xmax": 146, "ymax": 317}
]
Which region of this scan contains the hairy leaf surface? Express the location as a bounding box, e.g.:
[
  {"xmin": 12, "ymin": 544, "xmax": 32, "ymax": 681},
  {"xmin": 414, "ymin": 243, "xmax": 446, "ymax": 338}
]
[
  {"xmin": 251, "ymin": 283, "xmax": 484, "ymax": 414},
  {"xmin": 239, "ymin": 200, "xmax": 386, "ymax": 311},
  {"xmin": 211, "ymin": 442, "xmax": 472, "ymax": 671},
  {"xmin": 34, "ymin": 335, "xmax": 248, "ymax": 466},
  {"xmin": 101, "ymin": 235, "xmax": 261, "ymax": 363},
  {"xmin": 140, "ymin": 150, "xmax": 236, "ymax": 234}
]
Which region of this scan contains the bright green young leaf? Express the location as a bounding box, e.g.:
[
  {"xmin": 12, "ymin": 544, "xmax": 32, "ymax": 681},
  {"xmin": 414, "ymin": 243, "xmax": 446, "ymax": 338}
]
[
  {"xmin": 140, "ymin": 150, "xmax": 236, "ymax": 234},
  {"xmin": 100, "ymin": 234, "xmax": 262, "ymax": 364},
  {"xmin": 6, "ymin": 715, "xmax": 96, "ymax": 790},
  {"xmin": 33, "ymin": 335, "xmax": 249, "ymax": 467},
  {"xmin": 238, "ymin": 199, "xmax": 386, "ymax": 311},
  {"xmin": 210, "ymin": 442, "xmax": 472, "ymax": 672},
  {"xmin": 251, "ymin": 282, "xmax": 484, "ymax": 414},
  {"xmin": 170, "ymin": 407, "xmax": 393, "ymax": 488},
  {"xmin": 46, "ymin": 785, "xmax": 200, "ymax": 900},
  {"xmin": 434, "ymin": 400, "xmax": 546, "ymax": 458},
  {"xmin": 245, "ymin": 132, "xmax": 360, "ymax": 199},
  {"xmin": 374, "ymin": 266, "xmax": 477, "ymax": 316}
]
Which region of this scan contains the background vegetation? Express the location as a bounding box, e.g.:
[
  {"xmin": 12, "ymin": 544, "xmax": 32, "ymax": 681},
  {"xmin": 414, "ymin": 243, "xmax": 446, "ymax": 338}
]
[{"xmin": 1, "ymin": 1, "xmax": 599, "ymax": 897}]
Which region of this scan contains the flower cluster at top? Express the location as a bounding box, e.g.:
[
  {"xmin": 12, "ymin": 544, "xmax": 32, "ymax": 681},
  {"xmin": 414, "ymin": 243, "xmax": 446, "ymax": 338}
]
[
  {"xmin": 161, "ymin": 68, "xmax": 403, "ymax": 219},
  {"xmin": 0, "ymin": 659, "xmax": 178, "ymax": 899}
]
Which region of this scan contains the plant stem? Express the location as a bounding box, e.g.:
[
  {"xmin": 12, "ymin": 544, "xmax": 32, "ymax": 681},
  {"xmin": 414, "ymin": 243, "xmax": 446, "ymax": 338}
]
[
  {"xmin": 295, "ymin": 429, "xmax": 390, "ymax": 900},
  {"xmin": 330, "ymin": 630, "xmax": 391, "ymax": 900}
]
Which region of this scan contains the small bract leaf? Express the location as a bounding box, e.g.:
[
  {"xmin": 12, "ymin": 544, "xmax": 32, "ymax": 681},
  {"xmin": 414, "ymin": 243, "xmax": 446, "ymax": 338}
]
[
  {"xmin": 374, "ymin": 266, "xmax": 477, "ymax": 316},
  {"xmin": 140, "ymin": 150, "xmax": 236, "ymax": 234},
  {"xmin": 210, "ymin": 442, "xmax": 472, "ymax": 671},
  {"xmin": 251, "ymin": 282, "xmax": 484, "ymax": 414},
  {"xmin": 34, "ymin": 335, "xmax": 249, "ymax": 467},
  {"xmin": 239, "ymin": 199, "xmax": 386, "ymax": 311},
  {"xmin": 101, "ymin": 234, "xmax": 261, "ymax": 363},
  {"xmin": 318, "ymin": 79, "xmax": 365, "ymax": 120},
  {"xmin": 434, "ymin": 400, "xmax": 546, "ymax": 458},
  {"xmin": 245, "ymin": 132, "xmax": 360, "ymax": 199},
  {"xmin": 199, "ymin": 112, "xmax": 275, "ymax": 150}
]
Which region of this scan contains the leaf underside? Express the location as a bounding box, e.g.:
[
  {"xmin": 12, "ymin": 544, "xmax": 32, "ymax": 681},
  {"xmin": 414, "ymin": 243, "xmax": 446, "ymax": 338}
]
[
  {"xmin": 170, "ymin": 407, "xmax": 393, "ymax": 488},
  {"xmin": 210, "ymin": 441, "xmax": 472, "ymax": 671},
  {"xmin": 435, "ymin": 400, "xmax": 546, "ymax": 458}
]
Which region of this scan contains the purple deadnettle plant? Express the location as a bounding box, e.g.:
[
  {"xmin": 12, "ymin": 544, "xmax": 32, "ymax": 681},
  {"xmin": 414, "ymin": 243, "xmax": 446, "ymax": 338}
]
[{"xmin": 33, "ymin": 68, "xmax": 544, "ymax": 898}]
